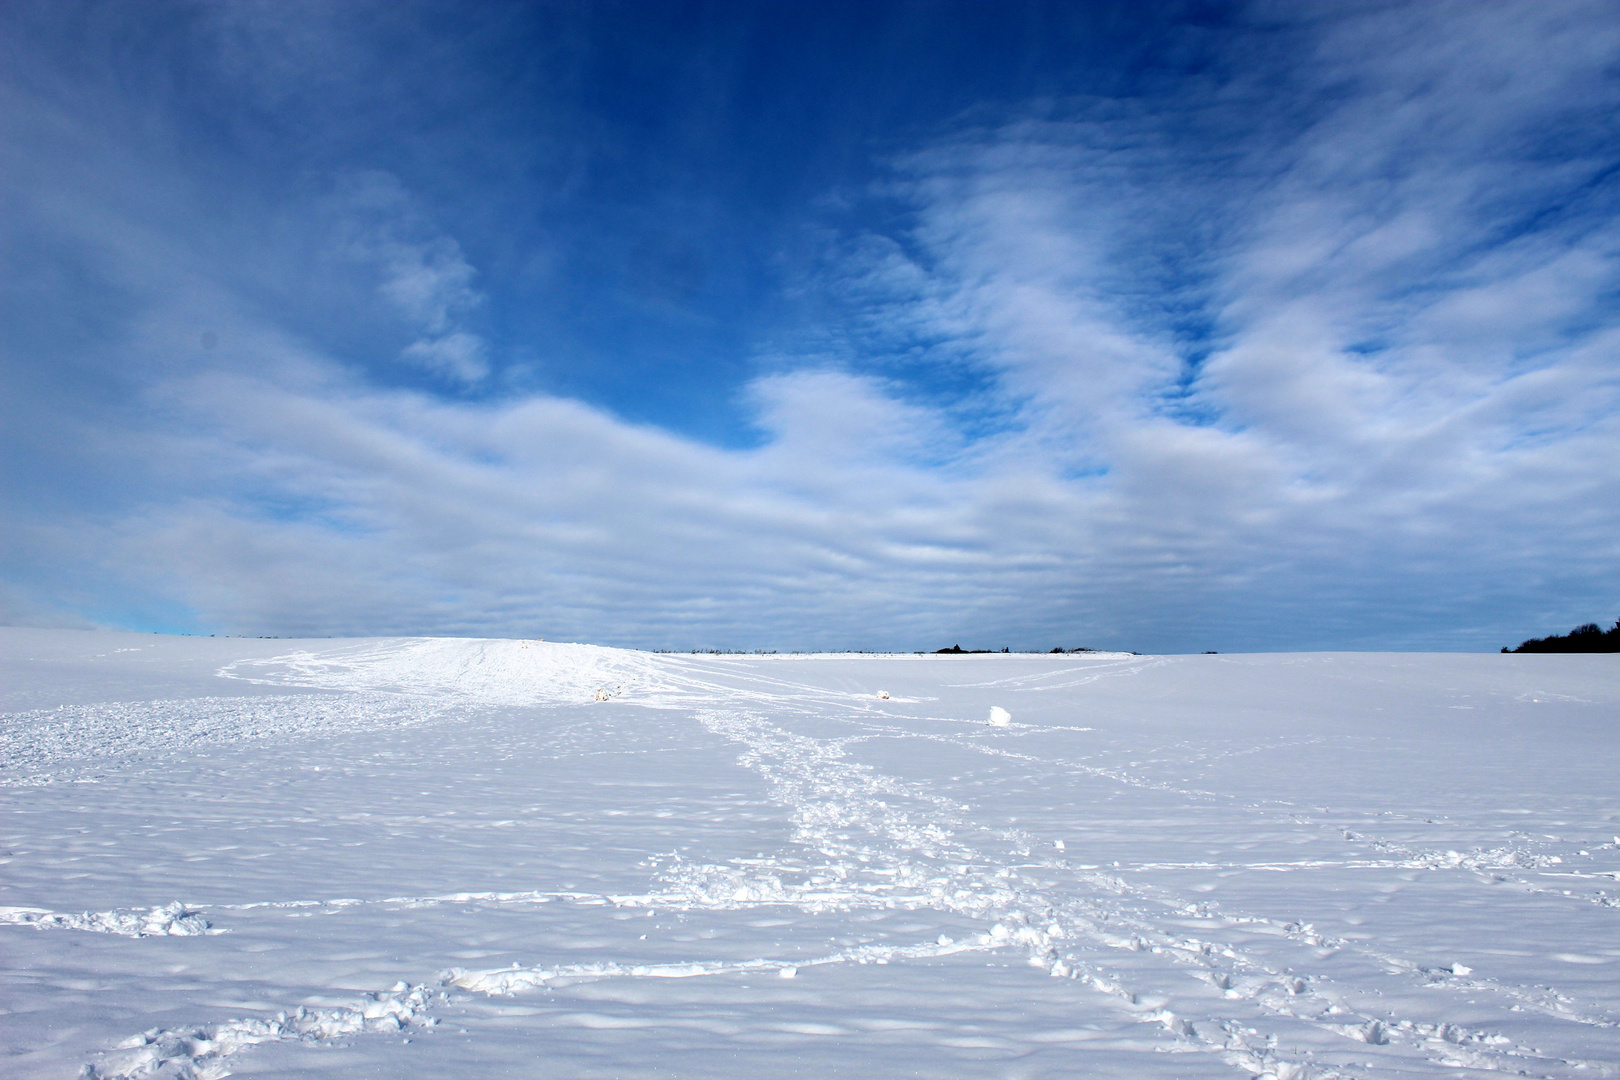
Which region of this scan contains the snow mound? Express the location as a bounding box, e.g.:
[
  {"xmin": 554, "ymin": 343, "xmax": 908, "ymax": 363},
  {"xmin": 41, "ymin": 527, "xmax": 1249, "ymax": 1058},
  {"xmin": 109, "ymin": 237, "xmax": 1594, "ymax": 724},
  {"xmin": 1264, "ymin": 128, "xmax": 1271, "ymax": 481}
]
[{"xmin": 219, "ymin": 637, "xmax": 667, "ymax": 707}]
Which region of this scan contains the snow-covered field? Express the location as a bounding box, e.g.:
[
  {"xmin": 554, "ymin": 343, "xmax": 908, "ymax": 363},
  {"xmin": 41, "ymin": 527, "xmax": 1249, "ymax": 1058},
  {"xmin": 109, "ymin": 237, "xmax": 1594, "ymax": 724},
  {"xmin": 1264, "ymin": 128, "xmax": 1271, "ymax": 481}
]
[{"xmin": 3, "ymin": 629, "xmax": 1618, "ymax": 1079}]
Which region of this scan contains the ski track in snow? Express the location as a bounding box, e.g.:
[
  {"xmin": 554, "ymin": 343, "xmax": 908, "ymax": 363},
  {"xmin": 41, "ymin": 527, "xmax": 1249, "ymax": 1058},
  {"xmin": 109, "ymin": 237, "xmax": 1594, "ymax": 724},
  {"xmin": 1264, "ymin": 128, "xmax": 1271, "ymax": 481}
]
[{"xmin": 3, "ymin": 638, "xmax": 1616, "ymax": 1079}]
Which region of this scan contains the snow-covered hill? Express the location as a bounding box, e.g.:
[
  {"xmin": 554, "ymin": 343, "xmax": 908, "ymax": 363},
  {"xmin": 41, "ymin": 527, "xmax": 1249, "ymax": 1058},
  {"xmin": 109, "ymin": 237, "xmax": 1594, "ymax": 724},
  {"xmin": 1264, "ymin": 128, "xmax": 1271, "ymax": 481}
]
[{"xmin": 2, "ymin": 629, "xmax": 1618, "ymax": 1078}]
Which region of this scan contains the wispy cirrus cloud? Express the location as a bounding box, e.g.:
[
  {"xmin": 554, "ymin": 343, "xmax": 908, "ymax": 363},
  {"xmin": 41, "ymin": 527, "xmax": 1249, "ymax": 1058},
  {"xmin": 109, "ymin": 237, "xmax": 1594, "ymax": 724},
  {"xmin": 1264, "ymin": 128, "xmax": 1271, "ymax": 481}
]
[
  {"xmin": 773, "ymin": 0, "xmax": 1620, "ymax": 645},
  {"xmin": 338, "ymin": 172, "xmax": 490, "ymax": 383}
]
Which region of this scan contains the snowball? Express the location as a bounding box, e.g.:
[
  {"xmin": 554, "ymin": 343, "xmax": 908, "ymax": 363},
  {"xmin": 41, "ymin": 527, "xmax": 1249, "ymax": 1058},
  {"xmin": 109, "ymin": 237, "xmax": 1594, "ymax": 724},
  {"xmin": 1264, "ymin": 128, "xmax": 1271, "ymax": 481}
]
[{"xmin": 988, "ymin": 706, "xmax": 1011, "ymax": 726}]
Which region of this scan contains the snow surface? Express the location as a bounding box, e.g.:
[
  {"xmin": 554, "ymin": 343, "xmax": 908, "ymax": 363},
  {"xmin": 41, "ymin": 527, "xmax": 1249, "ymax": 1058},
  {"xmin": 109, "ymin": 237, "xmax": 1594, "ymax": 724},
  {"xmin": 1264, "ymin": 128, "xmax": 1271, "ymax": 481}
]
[{"xmin": 2, "ymin": 628, "xmax": 1619, "ymax": 1079}]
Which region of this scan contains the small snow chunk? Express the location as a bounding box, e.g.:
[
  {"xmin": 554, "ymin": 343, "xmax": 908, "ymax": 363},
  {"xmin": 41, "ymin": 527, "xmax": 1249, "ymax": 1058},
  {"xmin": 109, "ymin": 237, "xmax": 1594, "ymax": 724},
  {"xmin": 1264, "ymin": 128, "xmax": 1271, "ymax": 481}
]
[
  {"xmin": 937, "ymin": 934, "xmax": 954, "ymax": 946},
  {"xmin": 1451, "ymin": 963, "xmax": 1472, "ymax": 976},
  {"xmin": 1356, "ymin": 1020, "xmax": 1387, "ymax": 1045},
  {"xmin": 988, "ymin": 706, "xmax": 1012, "ymax": 727},
  {"xmin": 779, "ymin": 966, "xmax": 797, "ymax": 979},
  {"xmin": 1053, "ymin": 840, "xmax": 1065, "ymax": 851}
]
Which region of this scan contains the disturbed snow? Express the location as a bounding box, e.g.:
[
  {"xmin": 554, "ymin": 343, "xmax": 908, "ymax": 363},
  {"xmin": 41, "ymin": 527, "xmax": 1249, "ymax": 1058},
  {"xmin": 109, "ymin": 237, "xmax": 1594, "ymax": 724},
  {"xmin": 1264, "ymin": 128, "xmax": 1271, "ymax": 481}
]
[{"xmin": 2, "ymin": 629, "xmax": 1618, "ymax": 1079}]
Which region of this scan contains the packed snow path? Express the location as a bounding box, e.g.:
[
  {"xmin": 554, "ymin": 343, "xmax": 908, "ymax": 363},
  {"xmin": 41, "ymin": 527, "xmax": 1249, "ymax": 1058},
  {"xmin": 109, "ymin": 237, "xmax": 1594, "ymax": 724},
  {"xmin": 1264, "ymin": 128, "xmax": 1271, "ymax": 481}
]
[{"xmin": 2, "ymin": 630, "xmax": 1619, "ymax": 1078}]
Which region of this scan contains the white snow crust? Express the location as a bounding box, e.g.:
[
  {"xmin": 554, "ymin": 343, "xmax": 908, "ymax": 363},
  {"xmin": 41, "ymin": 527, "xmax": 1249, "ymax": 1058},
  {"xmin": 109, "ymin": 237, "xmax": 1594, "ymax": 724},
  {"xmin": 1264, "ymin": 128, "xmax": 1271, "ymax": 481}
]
[{"xmin": 2, "ymin": 628, "xmax": 1618, "ymax": 1078}]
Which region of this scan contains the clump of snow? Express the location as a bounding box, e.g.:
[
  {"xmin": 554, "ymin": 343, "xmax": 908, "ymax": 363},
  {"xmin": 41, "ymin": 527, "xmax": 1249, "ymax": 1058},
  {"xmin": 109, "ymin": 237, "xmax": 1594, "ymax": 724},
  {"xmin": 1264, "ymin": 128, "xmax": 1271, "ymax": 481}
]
[
  {"xmin": 1, "ymin": 901, "xmax": 213, "ymax": 937},
  {"xmin": 85, "ymin": 983, "xmax": 435, "ymax": 1079},
  {"xmin": 987, "ymin": 705, "xmax": 1011, "ymax": 726}
]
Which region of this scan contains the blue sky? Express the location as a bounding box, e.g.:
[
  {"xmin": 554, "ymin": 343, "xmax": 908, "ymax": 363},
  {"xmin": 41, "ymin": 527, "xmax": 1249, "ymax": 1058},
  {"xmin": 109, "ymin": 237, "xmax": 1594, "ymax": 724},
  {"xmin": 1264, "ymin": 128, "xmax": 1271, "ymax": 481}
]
[{"xmin": 3, "ymin": 0, "xmax": 1618, "ymax": 652}]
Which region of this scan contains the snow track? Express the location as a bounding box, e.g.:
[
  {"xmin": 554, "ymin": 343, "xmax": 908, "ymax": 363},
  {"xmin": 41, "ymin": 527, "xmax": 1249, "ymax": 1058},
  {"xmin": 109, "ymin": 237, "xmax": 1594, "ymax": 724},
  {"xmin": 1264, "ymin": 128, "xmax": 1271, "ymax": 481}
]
[
  {"xmin": 84, "ymin": 983, "xmax": 438, "ymax": 1080},
  {"xmin": 0, "ymin": 901, "xmax": 214, "ymax": 938},
  {"xmin": 642, "ymin": 702, "xmax": 1620, "ymax": 1078},
  {"xmin": 2, "ymin": 632, "xmax": 1617, "ymax": 1079}
]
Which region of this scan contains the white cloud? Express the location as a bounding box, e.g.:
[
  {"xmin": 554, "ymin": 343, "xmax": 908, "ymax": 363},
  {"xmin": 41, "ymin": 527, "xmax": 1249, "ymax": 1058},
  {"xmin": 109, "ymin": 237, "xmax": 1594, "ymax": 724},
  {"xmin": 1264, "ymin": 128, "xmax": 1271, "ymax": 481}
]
[
  {"xmin": 374, "ymin": 233, "xmax": 480, "ymax": 336},
  {"xmin": 747, "ymin": 369, "xmax": 964, "ymax": 466},
  {"xmin": 786, "ymin": 0, "xmax": 1620, "ymax": 645},
  {"xmin": 401, "ymin": 332, "xmax": 488, "ymax": 383},
  {"xmin": 3, "ymin": 0, "xmax": 1617, "ymax": 651},
  {"xmin": 337, "ymin": 171, "xmax": 490, "ymax": 384}
]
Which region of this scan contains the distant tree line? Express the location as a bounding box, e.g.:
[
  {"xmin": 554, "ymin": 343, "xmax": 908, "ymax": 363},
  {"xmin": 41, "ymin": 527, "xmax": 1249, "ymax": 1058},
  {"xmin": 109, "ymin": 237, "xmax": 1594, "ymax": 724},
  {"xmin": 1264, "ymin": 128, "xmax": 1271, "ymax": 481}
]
[
  {"xmin": 1504, "ymin": 618, "xmax": 1620, "ymax": 653},
  {"xmin": 935, "ymin": 646, "xmax": 1105, "ymax": 654}
]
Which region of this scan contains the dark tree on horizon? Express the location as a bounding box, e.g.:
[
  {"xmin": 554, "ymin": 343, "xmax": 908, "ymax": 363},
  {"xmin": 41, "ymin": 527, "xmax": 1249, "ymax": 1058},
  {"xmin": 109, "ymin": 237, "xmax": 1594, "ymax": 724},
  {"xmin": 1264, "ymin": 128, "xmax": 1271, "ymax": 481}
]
[{"xmin": 1505, "ymin": 618, "xmax": 1620, "ymax": 653}]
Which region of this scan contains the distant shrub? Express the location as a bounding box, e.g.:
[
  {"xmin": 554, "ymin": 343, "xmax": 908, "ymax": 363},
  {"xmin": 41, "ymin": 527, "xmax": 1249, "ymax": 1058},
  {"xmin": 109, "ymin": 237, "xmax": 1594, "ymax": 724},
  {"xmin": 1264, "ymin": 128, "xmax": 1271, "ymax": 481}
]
[{"xmin": 1505, "ymin": 618, "xmax": 1620, "ymax": 653}]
